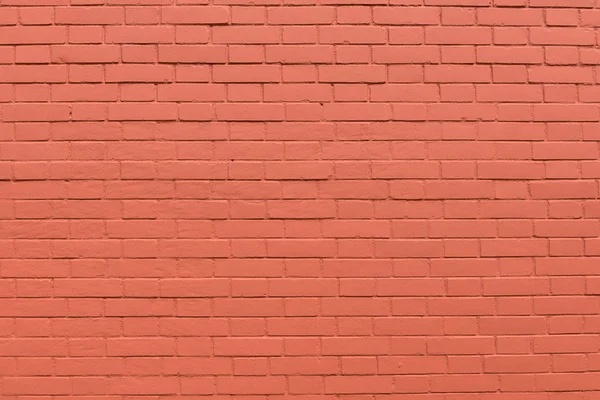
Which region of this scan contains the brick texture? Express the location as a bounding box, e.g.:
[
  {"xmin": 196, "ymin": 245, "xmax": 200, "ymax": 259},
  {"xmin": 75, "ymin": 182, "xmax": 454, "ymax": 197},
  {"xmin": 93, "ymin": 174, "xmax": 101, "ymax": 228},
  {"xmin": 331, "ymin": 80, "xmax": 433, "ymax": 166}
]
[{"xmin": 1, "ymin": 0, "xmax": 600, "ymax": 398}]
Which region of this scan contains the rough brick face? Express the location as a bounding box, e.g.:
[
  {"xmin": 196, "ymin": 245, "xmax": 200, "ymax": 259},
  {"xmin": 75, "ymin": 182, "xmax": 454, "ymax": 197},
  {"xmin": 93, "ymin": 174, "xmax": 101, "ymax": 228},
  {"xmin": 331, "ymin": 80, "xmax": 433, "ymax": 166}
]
[{"xmin": 0, "ymin": 0, "xmax": 599, "ymax": 397}]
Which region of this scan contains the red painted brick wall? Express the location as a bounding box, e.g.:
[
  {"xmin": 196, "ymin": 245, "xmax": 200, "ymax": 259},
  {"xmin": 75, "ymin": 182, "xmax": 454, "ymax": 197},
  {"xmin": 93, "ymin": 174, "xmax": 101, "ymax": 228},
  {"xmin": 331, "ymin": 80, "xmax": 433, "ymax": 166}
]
[{"xmin": 1, "ymin": 0, "xmax": 600, "ymax": 397}]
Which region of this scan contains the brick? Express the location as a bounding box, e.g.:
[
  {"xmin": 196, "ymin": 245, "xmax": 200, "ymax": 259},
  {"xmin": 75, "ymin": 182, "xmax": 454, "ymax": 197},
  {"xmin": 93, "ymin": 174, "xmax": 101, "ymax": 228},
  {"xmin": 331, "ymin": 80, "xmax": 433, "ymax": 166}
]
[
  {"xmin": 425, "ymin": 65, "xmax": 491, "ymax": 83},
  {"xmin": 4, "ymin": 377, "xmax": 71, "ymax": 395},
  {"xmin": 0, "ymin": 65, "xmax": 67, "ymax": 83},
  {"xmin": 477, "ymin": 46, "xmax": 544, "ymax": 64},
  {"xmin": 105, "ymin": 26, "xmax": 174, "ymax": 44},
  {"xmin": 0, "ymin": 26, "xmax": 66, "ymax": 44},
  {"xmin": 425, "ymin": 27, "xmax": 492, "ymax": 44},
  {"xmin": 373, "ymin": 7, "xmax": 440, "ymax": 25},
  {"xmin": 325, "ymin": 376, "xmax": 393, "ymax": 394},
  {"xmin": 431, "ymin": 375, "xmax": 499, "ymax": 393},
  {"xmin": 530, "ymin": 28, "xmax": 596, "ymax": 45},
  {"xmin": 373, "ymin": 45, "xmax": 440, "ymax": 64},
  {"xmin": 320, "ymin": 26, "xmax": 387, "ymax": 44},
  {"xmin": 217, "ymin": 376, "xmax": 286, "ymax": 395},
  {"xmin": 428, "ymin": 337, "xmax": 495, "ymax": 355},
  {"xmin": 268, "ymin": 6, "xmax": 335, "ymax": 24},
  {"xmin": 478, "ymin": 8, "xmax": 543, "ymax": 26},
  {"xmin": 161, "ymin": 6, "xmax": 229, "ymax": 24},
  {"xmin": 1, "ymin": 2, "xmax": 599, "ymax": 398},
  {"xmin": 158, "ymin": 45, "xmax": 227, "ymax": 63},
  {"xmin": 109, "ymin": 377, "xmax": 179, "ymax": 395},
  {"xmin": 324, "ymin": 103, "xmax": 391, "ymax": 121},
  {"xmin": 320, "ymin": 65, "xmax": 386, "ymax": 83},
  {"xmin": 55, "ymin": 6, "xmax": 125, "ymax": 24},
  {"xmin": 534, "ymin": 142, "xmax": 598, "ymax": 160},
  {"xmin": 530, "ymin": 180, "xmax": 598, "ymax": 199},
  {"xmin": 213, "ymin": 26, "xmax": 280, "ymax": 44},
  {"xmin": 125, "ymin": 6, "xmax": 160, "ymax": 24},
  {"xmin": 529, "ymin": 66, "xmax": 594, "ymax": 84},
  {"xmin": 106, "ymin": 64, "xmax": 173, "ymax": 83},
  {"xmin": 533, "ymin": 334, "xmax": 599, "ymax": 353},
  {"xmin": 266, "ymin": 45, "xmax": 334, "ymax": 64},
  {"xmin": 108, "ymin": 103, "xmax": 178, "ymax": 121}
]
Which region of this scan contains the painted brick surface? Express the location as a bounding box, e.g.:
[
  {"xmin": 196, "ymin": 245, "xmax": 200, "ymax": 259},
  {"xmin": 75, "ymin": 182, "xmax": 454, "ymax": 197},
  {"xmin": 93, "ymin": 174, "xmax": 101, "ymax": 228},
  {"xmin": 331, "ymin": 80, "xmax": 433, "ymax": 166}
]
[{"xmin": 0, "ymin": 0, "xmax": 600, "ymax": 397}]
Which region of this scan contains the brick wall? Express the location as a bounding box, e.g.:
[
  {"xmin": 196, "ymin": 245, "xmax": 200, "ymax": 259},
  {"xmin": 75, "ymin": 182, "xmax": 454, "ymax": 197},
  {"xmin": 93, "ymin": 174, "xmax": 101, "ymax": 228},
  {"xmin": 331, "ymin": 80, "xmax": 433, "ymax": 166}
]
[{"xmin": 1, "ymin": 0, "xmax": 600, "ymax": 397}]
